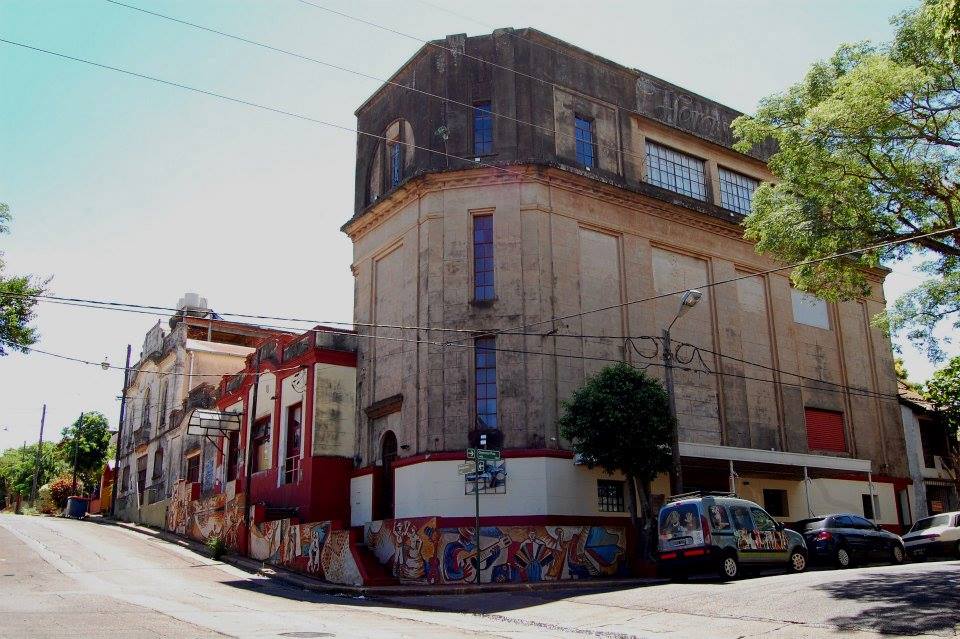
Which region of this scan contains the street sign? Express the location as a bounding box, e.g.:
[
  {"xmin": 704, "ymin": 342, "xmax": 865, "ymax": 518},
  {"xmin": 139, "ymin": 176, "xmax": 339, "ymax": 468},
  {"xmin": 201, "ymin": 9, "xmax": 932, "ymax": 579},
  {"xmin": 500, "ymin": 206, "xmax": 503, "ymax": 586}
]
[
  {"xmin": 477, "ymin": 449, "xmax": 500, "ymax": 461},
  {"xmin": 466, "ymin": 448, "xmax": 476, "ymax": 459},
  {"xmin": 457, "ymin": 461, "xmax": 476, "ymax": 474}
]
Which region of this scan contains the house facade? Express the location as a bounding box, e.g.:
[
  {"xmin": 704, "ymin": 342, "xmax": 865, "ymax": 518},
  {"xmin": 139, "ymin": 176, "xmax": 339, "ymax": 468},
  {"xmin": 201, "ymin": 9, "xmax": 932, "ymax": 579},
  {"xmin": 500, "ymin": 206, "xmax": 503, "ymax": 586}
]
[
  {"xmin": 341, "ymin": 26, "xmax": 912, "ymax": 566},
  {"xmin": 900, "ymin": 382, "xmax": 959, "ymax": 522},
  {"xmin": 114, "ymin": 294, "xmax": 284, "ymax": 526}
]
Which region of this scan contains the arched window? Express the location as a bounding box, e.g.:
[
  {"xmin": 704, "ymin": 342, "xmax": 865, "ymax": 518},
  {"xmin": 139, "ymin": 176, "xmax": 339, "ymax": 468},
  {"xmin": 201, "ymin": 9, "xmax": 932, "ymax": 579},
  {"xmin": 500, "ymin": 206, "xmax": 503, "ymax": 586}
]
[
  {"xmin": 141, "ymin": 387, "xmax": 152, "ymax": 430},
  {"xmin": 159, "ymin": 381, "xmax": 168, "ymax": 428},
  {"xmin": 368, "ymin": 119, "xmax": 414, "ymax": 204}
]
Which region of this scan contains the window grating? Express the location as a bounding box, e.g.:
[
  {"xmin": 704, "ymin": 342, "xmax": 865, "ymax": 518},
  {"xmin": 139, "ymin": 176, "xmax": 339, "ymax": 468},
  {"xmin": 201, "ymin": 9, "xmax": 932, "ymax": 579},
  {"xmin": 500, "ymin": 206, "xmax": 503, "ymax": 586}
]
[
  {"xmin": 473, "ymin": 101, "xmax": 493, "ymax": 156},
  {"xmin": 718, "ymin": 167, "xmax": 759, "ymax": 214},
  {"xmin": 575, "ymin": 116, "xmax": 595, "ymax": 168},
  {"xmin": 390, "ymin": 142, "xmax": 402, "ymax": 188},
  {"xmin": 473, "ymin": 215, "xmax": 494, "ymax": 301},
  {"xmin": 646, "ymin": 141, "xmax": 707, "ymax": 201},
  {"xmin": 597, "ymin": 480, "xmax": 625, "ymax": 512},
  {"xmin": 475, "ymin": 336, "xmax": 497, "ymax": 429}
]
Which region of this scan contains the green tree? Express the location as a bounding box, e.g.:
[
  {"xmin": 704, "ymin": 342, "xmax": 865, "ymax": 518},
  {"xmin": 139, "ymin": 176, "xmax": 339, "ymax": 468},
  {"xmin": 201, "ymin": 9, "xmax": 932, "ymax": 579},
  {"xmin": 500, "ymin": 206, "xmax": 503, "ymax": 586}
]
[
  {"xmin": 0, "ymin": 442, "xmax": 62, "ymax": 504},
  {"xmin": 0, "ymin": 202, "xmax": 45, "ymax": 356},
  {"xmin": 57, "ymin": 412, "xmax": 111, "ymax": 493},
  {"xmin": 925, "ymin": 355, "xmax": 960, "ymax": 492},
  {"xmin": 732, "ymin": 0, "xmax": 960, "ymax": 361},
  {"xmin": 558, "ymin": 363, "xmax": 674, "ymax": 559}
]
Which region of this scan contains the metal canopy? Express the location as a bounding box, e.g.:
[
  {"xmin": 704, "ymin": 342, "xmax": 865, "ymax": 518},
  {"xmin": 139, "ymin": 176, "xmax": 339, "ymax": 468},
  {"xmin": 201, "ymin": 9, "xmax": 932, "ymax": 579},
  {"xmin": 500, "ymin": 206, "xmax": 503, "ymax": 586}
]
[{"xmin": 186, "ymin": 408, "xmax": 241, "ymax": 437}]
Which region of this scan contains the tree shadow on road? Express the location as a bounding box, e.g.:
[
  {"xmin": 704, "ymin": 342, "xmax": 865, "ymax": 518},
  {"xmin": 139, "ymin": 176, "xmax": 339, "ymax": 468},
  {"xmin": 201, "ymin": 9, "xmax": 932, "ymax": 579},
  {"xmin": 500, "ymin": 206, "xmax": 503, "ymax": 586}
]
[{"xmin": 816, "ymin": 562, "xmax": 960, "ymax": 635}]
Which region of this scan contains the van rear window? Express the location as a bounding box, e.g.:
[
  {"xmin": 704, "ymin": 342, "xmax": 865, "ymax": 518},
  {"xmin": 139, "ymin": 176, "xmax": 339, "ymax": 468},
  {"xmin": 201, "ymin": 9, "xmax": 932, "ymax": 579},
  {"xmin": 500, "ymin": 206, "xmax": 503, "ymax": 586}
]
[{"xmin": 659, "ymin": 503, "xmax": 703, "ymax": 550}]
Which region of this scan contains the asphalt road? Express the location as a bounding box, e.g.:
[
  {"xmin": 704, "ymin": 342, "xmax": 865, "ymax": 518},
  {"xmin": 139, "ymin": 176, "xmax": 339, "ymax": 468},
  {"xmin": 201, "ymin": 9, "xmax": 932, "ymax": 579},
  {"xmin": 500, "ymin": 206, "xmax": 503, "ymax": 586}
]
[{"xmin": 2, "ymin": 513, "xmax": 958, "ymax": 639}]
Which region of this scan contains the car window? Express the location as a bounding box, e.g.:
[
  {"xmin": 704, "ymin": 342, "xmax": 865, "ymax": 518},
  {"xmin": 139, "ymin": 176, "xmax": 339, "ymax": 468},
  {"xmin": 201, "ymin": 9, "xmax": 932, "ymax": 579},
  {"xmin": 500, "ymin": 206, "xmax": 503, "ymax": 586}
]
[
  {"xmin": 833, "ymin": 515, "xmax": 854, "ymax": 528},
  {"xmin": 659, "ymin": 502, "xmax": 704, "ymax": 550},
  {"xmin": 849, "ymin": 516, "xmax": 874, "ymax": 529},
  {"xmin": 729, "ymin": 506, "xmax": 754, "ymax": 531},
  {"xmin": 909, "ymin": 514, "xmax": 950, "ymax": 532},
  {"xmin": 750, "ymin": 508, "xmax": 777, "ymax": 531},
  {"xmin": 800, "ymin": 518, "xmax": 827, "ymax": 531},
  {"xmin": 707, "ymin": 504, "xmax": 732, "ymax": 532}
]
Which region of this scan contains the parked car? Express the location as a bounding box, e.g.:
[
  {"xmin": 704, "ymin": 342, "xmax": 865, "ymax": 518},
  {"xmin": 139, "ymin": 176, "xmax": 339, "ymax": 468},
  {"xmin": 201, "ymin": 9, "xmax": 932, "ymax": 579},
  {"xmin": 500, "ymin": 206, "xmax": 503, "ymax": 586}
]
[
  {"xmin": 794, "ymin": 514, "xmax": 905, "ymax": 567},
  {"xmin": 902, "ymin": 511, "xmax": 960, "ymax": 560},
  {"xmin": 657, "ymin": 492, "xmax": 808, "ymax": 580}
]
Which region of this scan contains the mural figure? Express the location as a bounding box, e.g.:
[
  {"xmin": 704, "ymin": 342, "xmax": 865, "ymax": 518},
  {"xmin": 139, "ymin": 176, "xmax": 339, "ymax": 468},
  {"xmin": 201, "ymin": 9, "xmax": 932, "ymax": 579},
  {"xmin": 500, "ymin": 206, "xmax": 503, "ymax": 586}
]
[
  {"xmin": 512, "ymin": 528, "xmax": 557, "ymax": 582},
  {"xmin": 307, "ymin": 525, "xmax": 326, "ymax": 573},
  {"xmin": 392, "ymin": 520, "xmax": 427, "ymax": 581},
  {"xmin": 441, "ymin": 528, "xmax": 510, "ymax": 583}
]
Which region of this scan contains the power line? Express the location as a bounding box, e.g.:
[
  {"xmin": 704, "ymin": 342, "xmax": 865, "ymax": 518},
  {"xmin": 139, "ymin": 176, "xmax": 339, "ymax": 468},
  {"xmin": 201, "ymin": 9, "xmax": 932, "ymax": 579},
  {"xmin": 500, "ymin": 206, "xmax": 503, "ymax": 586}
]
[
  {"xmin": 102, "ymin": 0, "xmax": 652, "ymax": 167},
  {"xmin": 0, "ymin": 37, "xmax": 546, "ymax": 189},
  {"xmin": 441, "ymin": 226, "xmax": 960, "ymax": 347}
]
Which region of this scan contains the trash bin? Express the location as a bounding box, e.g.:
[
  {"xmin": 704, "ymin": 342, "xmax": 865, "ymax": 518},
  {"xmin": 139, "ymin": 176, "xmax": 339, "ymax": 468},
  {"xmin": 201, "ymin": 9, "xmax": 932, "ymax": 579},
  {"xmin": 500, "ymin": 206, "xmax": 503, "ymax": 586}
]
[{"xmin": 65, "ymin": 496, "xmax": 89, "ymax": 519}]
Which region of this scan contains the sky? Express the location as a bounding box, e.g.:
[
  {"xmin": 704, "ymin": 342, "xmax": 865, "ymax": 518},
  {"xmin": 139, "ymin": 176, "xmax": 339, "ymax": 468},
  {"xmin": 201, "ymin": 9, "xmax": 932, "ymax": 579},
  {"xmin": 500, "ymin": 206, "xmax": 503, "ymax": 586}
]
[{"xmin": 1, "ymin": 0, "xmax": 951, "ymax": 451}]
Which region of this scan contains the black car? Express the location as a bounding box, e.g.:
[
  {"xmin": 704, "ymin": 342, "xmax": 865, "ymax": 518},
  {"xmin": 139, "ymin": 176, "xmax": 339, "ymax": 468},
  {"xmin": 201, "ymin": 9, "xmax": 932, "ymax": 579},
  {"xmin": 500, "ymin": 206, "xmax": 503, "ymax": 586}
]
[{"xmin": 794, "ymin": 514, "xmax": 906, "ymax": 567}]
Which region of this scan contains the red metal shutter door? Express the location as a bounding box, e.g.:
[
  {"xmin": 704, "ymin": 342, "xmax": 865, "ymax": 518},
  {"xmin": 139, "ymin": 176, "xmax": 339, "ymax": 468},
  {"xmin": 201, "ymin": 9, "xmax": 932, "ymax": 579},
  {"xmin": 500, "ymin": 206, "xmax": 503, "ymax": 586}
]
[{"xmin": 804, "ymin": 408, "xmax": 847, "ymax": 453}]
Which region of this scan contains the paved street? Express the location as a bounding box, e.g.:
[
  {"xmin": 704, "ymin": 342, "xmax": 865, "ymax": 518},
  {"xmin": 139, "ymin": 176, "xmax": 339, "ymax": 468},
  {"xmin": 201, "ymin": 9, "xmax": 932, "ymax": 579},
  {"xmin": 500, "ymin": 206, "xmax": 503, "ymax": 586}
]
[{"xmin": 2, "ymin": 513, "xmax": 959, "ymax": 639}]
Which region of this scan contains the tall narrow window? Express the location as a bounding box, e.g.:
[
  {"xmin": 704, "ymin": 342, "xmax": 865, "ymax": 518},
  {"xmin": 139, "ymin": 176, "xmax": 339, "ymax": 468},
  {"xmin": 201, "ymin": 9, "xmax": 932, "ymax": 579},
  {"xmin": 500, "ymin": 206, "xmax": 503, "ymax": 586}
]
[
  {"xmin": 475, "ymin": 336, "xmax": 497, "ymax": 429},
  {"xmin": 645, "ymin": 141, "xmax": 707, "ymax": 201},
  {"xmin": 251, "ymin": 416, "xmax": 272, "ymax": 473},
  {"xmin": 473, "ymin": 101, "xmax": 493, "ymax": 156},
  {"xmin": 185, "ymin": 452, "xmax": 201, "ymax": 483},
  {"xmin": 226, "ymin": 430, "xmax": 239, "ymax": 482},
  {"xmin": 284, "ymin": 404, "xmax": 303, "ymax": 484},
  {"xmin": 473, "ymin": 215, "xmax": 495, "ymax": 301},
  {"xmin": 141, "ymin": 387, "xmax": 151, "ymax": 431},
  {"xmin": 574, "ymin": 115, "xmax": 595, "ymax": 168},
  {"xmin": 159, "ymin": 381, "xmax": 168, "ymax": 428},
  {"xmin": 390, "ymin": 142, "xmax": 402, "ymax": 188}
]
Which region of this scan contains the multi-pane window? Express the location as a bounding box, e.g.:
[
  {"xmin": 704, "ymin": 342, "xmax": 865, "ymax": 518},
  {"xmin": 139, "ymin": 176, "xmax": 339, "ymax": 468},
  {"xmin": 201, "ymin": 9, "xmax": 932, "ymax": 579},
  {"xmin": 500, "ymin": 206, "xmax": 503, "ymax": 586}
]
[
  {"xmin": 574, "ymin": 115, "xmax": 595, "ymax": 168},
  {"xmin": 597, "ymin": 480, "xmax": 626, "ymax": 512},
  {"xmin": 646, "ymin": 141, "xmax": 707, "ymax": 201},
  {"xmin": 475, "ymin": 336, "xmax": 497, "ymax": 429},
  {"xmin": 718, "ymin": 167, "xmax": 759, "ymax": 214},
  {"xmin": 473, "ymin": 215, "xmax": 494, "ymax": 301},
  {"xmin": 284, "ymin": 404, "xmax": 302, "ymax": 485},
  {"xmin": 390, "ymin": 142, "xmax": 402, "ymax": 188},
  {"xmin": 473, "ymin": 101, "xmax": 493, "ymax": 156}
]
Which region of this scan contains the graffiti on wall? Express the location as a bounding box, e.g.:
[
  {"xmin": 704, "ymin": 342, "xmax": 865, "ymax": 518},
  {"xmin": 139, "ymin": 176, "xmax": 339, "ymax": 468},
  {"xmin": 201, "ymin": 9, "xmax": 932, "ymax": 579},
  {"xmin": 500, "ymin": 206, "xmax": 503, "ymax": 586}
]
[
  {"xmin": 164, "ymin": 480, "xmax": 244, "ymax": 549},
  {"xmin": 249, "ymin": 519, "xmax": 336, "ymax": 578},
  {"xmin": 364, "ymin": 518, "xmax": 628, "ymax": 584}
]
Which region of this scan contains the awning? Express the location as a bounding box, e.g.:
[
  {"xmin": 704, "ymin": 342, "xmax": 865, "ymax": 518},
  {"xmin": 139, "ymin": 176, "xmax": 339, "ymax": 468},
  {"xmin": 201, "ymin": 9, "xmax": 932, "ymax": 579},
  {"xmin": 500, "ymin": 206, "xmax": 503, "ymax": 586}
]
[
  {"xmin": 186, "ymin": 408, "xmax": 242, "ymax": 436},
  {"xmin": 680, "ymin": 442, "xmax": 872, "ymax": 474}
]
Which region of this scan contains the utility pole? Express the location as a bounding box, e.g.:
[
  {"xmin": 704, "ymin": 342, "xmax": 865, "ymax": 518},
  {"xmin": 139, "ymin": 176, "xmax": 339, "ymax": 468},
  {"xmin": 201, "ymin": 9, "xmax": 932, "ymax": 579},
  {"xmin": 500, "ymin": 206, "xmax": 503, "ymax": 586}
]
[
  {"xmin": 71, "ymin": 412, "xmax": 84, "ymax": 495},
  {"xmin": 663, "ymin": 290, "xmax": 702, "ymax": 497},
  {"xmin": 242, "ymin": 349, "xmax": 262, "ymax": 553},
  {"xmin": 110, "ymin": 345, "xmax": 132, "ymax": 518},
  {"xmin": 663, "ymin": 327, "xmax": 683, "ymax": 496},
  {"xmin": 30, "ymin": 404, "xmax": 46, "ymax": 503}
]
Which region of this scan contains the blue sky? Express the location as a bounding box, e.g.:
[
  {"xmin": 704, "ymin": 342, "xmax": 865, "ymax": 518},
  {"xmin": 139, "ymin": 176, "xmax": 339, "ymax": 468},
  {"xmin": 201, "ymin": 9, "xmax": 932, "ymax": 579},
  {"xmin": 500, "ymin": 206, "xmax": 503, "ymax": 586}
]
[{"xmin": 1, "ymin": 0, "xmax": 944, "ymax": 450}]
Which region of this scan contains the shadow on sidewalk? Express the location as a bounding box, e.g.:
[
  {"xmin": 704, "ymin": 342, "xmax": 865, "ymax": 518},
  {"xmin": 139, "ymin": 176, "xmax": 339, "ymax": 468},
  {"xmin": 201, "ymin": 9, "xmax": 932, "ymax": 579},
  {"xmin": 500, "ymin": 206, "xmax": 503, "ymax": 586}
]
[{"xmin": 816, "ymin": 562, "xmax": 960, "ymax": 635}]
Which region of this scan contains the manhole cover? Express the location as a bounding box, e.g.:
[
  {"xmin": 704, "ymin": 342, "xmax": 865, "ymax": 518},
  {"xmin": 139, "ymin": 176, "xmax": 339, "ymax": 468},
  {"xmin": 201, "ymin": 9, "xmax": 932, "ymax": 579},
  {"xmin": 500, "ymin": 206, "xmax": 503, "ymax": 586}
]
[{"xmin": 278, "ymin": 633, "xmax": 334, "ymax": 638}]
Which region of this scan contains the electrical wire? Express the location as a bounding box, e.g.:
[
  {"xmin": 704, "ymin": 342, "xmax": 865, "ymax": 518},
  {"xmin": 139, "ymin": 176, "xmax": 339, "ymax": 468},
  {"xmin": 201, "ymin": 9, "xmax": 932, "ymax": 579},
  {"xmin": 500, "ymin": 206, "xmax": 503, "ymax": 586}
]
[{"xmin": 102, "ymin": 0, "xmax": 654, "ymax": 168}]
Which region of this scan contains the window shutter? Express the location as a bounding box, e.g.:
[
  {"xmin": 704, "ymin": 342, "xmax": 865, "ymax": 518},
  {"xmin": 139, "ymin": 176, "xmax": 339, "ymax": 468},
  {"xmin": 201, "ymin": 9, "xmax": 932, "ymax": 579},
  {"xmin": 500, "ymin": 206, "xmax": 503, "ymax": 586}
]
[{"xmin": 804, "ymin": 408, "xmax": 846, "ymax": 452}]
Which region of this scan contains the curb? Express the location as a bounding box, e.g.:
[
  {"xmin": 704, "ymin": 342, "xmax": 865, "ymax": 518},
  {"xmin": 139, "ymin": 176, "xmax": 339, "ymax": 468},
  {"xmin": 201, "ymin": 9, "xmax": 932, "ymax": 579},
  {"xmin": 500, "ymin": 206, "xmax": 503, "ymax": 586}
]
[{"xmin": 91, "ymin": 516, "xmax": 665, "ymax": 597}]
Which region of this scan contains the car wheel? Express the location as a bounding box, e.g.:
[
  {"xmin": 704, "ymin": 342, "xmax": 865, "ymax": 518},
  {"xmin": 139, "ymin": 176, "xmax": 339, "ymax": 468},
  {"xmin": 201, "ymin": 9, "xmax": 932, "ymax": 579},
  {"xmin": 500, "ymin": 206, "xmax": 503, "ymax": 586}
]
[
  {"xmin": 789, "ymin": 548, "xmax": 808, "ymax": 573},
  {"xmin": 836, "ymin": 546, "xmax": 852, "ymax": 568},
  {"xmin": 719, "ymin": 553, "xmax": 740, "ymax": 580},
  {"xmin": 891, "ymin": 544, "xmax": 905, "ymax": 565}
]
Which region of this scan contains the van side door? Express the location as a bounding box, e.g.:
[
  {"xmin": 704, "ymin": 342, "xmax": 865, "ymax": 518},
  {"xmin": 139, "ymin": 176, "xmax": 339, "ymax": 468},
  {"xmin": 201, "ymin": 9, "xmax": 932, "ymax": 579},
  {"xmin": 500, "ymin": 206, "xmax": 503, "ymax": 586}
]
[{"xmin": 750, "ymin": 507, "xmax": 789, "ymax": 563}]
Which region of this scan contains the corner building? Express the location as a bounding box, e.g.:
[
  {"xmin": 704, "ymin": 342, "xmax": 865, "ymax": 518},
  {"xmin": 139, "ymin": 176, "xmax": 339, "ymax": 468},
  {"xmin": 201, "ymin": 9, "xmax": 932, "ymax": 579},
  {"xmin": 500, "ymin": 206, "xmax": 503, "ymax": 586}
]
[{"xmin": 343, "ymin": 29, "xmax": 913, "ymax": 579}]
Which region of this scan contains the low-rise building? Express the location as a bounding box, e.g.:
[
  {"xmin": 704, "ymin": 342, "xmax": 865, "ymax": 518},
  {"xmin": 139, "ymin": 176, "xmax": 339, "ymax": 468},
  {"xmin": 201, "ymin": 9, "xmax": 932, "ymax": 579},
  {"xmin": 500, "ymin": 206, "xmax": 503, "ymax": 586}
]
[
  {"xmin": 900, "ymin": 382, "xmax": 959, "ymax": 522},
  {"xmin": 114, "ymin": 294, "xmax": 285, "ymax": 526}
]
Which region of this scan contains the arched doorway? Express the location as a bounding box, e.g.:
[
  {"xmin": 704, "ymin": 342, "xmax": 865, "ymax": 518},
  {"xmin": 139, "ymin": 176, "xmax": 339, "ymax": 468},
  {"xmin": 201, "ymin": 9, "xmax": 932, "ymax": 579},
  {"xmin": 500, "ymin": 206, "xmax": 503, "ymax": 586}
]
[{"xmin": 376, "ymin": 431, "xmax": 398, "ymax": 520}]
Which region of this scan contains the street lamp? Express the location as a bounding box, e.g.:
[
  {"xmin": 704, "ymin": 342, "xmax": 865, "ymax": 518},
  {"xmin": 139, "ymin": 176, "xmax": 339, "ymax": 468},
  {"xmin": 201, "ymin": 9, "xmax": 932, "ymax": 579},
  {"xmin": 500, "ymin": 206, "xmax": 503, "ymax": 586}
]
[{"xmin": 663, "ymin": 289, "xmax": 702, "ymax": 496}]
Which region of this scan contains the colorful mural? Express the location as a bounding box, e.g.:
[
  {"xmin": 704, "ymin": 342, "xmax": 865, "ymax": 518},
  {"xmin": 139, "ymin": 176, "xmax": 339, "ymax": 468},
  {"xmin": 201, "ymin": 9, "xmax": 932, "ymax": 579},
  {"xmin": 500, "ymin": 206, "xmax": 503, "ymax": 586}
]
[
  {"xmin": 164, "ymin": 480, "xmax": 244, "ymax": 550},
  {"xmin": 249, "ymin": 519, "xmax": 333, "ymax": 576},
  {"xmin": 363, "ymin": 518, "xmax": 628, "ymax": 584},
  {"xmin": 319, "ymin": 529, "xmax": 363, "ymax": 586}
]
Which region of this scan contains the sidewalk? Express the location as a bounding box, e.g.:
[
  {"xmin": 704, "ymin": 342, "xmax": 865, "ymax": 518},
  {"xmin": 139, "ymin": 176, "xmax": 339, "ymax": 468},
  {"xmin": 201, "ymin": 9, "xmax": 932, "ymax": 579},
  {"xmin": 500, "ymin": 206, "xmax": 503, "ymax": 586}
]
[{"xmin": 91, "ymin": 515, "xmax": 664, "ymax": 597}]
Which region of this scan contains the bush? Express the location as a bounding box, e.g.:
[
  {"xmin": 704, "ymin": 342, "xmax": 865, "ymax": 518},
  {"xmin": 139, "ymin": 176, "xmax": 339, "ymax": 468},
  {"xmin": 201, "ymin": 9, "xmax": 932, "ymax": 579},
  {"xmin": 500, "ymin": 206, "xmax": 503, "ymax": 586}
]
[
  {"xmin": 207, "ymin": 536, "xmax": 227, "ymax": 560},
  {"xmin": 37, "ymin": 485, "xmax": 56, "ymax": 514},
  {"xmin": 48, "ymin": 475, "xmax": 74, "ymax": 509}
]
